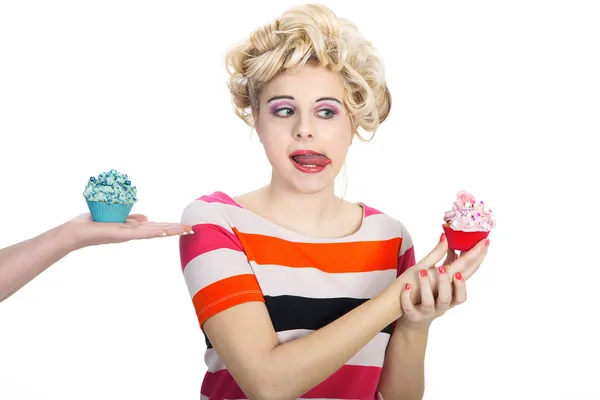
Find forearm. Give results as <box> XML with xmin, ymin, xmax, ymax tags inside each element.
<box><xmin>378</xmin><ymin>322</ymin><xmax>429</xmax><ymax>400</ymax></box>
<box><xmin>255</xmin><ymin>271</ymin><xmax>426</xmax><ymax>400</ymax></box>
<box><xmin>0</xmin><ymin>223</ymin><xmax>75</xmax><ymax>302</ymax></box>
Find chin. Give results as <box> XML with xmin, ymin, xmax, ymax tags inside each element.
<box><xmin>288</xmin><ymin>174</ymin><xmax>335</xmax><ymax>195</ymax></box>
<box><xmin>272</xmin><ymin>162</ymin><xmax>339</xmax><ymax>195</ymax></box>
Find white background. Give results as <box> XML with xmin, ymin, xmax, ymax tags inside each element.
<box><xmin>1</xmin><ymin>1</ymin><xmax>599</xmax><ymax>399</ymax></box>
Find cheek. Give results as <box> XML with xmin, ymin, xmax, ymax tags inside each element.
<box><xmin>320</xmin><ymin>122</ymin><xmax>352</xmax><ymax>164</ymax></box>
<box><xmin>260</xmin><ymin>134</ymin><xmax>290</xmax><ymax>165</ymax></box>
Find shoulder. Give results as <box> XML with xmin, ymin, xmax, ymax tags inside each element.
<box><xmin>360</xmin><ymin>202</ymin><xmax>413</xmax><ymax>250</ymax></box>
<box><xmin>178</xmin><ymin>191</ymin><xmax>247</xmax><ymax>270</ymax></box>
<box><xmin>180</xmin><ymin>191</ymin><xmax>243</xmax><ymax>227</ymax></box>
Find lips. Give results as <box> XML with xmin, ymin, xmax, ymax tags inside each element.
<box><xmin>289</xmin><ymin>150</ymin><xmax>332</xmax><ymax>167</ymax></box>
<box><xmin>289</xmin><ymin>150</ymin><xmax>331</xmax><ymax>174</ymax></box>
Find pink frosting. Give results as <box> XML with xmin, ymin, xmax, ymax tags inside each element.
<box><xmin>444</xmin><ymin>190</ymin><xmax>496</xmax><ymax>232</ymax></box>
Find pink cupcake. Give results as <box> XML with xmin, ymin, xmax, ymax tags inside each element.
<box><xmin>442</xmin><ymin>191</ymin><xmax>496</xmax><ymax>251</ymax></box>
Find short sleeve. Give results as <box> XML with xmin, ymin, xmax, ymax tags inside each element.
<box><xmin>179</xmin><ymin>199</ymin><xmax>264</xmax><ymax>329</ymax></box>
<box><xmin>396</xmin><ymin>224</ymin><xmax>416</xmax><ymax>276</ymax></box>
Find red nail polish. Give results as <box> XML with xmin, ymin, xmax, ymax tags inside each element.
<box><xmin>438</xmin><ymin>265</ymin><xmax>447</xmax><ymax>274</ymax></box>
<box><xmin>485</xmin><ymin>239</ymin><xmax>490</xmax><ymax>247</ymax></box>
<box><xmin>455</xmin><ymin>272</ymin><xmax>462</xmax><ymax>281</ymax></box>
<box><xmin>405</xmin><ymin>283</ymin><xmax>411</xmax><ymax>290</ymax></box>
<box><xmin>439</xmin><ymin>233</ymin><xmax>446</xmax><ymax>243</ymax></box>
<box><xmin>419</xmin><ymin>269</ymin><xmax>428</xmax><ymax>277</ymax></box>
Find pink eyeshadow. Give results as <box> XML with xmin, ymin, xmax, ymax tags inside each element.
<box><xmin>269</xmin><ymin>102</ymin><xmax>294</xmax><ymax>113</ymax></box>
<box><xmin>316</xmin><ymin>102</ymin><xmax>341</xmax><ymax>113</ymax></box>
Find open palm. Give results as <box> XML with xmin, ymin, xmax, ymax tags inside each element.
<box><xmin>66</xmin><ymin>213</ymin><xmax>194</xmax><ymax>248</ymax></box>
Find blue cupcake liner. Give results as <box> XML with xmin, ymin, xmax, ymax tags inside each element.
<box><xmin>86</xmin><ymin>200</ymin><xmax>134</xmax><ymax>223</ymax></box>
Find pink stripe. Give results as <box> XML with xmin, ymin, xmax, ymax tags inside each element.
<box><xmin>179</xmin><ymin>224</ymin><xmax>243</xmax><ymax>271</ymax></box>
<box><xmin>201</xmin><ymin>370</ymin><xmax>246</xmax><ymax>399</ymax></box>
<box><xmin>397</xmin><ymin>246</ymin><xmax>416</xmax><ymax>276</ymax></box>
<box><xmin>201</xmin><ymin>365</ymin><xmax>381</xmax><ymax>400</ymax></box>
<box><xmin>198</xmin><ymin>191</ymin><xmax>243</xmax><ymax>208</ymax></box>
<box><xmin>361</xmin><ymin>203</ymin><xmax>383</xmax><ymax>218</ymax></box>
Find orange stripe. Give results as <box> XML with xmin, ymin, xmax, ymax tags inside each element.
<box><xmin>192</xmin><ymin>274</ymin><xmax>264</xmax><ymax>326</ymax></box>
<box><xmin>235</xmin><ymin>229</ymin><xmax>402</xmax><ymax>273</ymax></box>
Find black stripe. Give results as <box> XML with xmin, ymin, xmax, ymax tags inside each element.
<box><xmin>204</xmin><ymin>295</ymin><xmax>392</xmax><ymax>349</ymax></box>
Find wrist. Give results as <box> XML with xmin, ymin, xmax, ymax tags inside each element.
<box><xmin>55</xmin><ymin>221</ymin><xmax>84</xmax><ymax>252</ymax></box>
<box><xmin>393</xmin><ymin>319</ymin><xmax>431</xmax><ymax>339</ymax></box>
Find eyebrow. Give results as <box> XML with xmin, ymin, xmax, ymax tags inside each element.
<box><xmin>266</xmin><ymin>95</ymin><xmax>343</xmax><ymax>105</ymax></box>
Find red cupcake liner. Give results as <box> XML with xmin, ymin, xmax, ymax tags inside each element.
<box><xmin>442</xmin><ymin>224</ymin><xmax>490</xmax><ymax>252</ymax></box>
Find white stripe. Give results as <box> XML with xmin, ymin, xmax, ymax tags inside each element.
<box><xmin>398</xmin><ymin>221</ymin><xmax>414</xmax><ymax>255</ymax></box>
<box><xmin>184</xmin><ymin>199</ymin><xmax>407</xmax><ymax>244</ymax></box>
<box><xmin>183</xmin><ymin>248</ymin><xmax>253</xmax><ymax>297</ymax></box>
<box><xmin>205</xmin><ymin>329</ymin><xmax>390</xmax><ymax>372</ymax></box>
<box><xmin>182</xmin><ymin>200</ymin><xmax>234</xmax><ymax>232</ymax></box>
<box><xmin>251</xmin><ymin>262</ymin><xmax>396</xmax><ymax>299</ymax></box>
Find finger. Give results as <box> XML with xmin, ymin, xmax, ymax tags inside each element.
<box><xmin>436</xmin><ymin>265</ymin><xmax>453</xmax><ymax>313</ymax></box>
<box><xmin>448</xmin><ymin>238</ymin><xmax>489</xmax><ymax>280</ymax></box>
<box><xmin>415</xmin><ymin>233</ymin><xmax>449</xmax><ymax>270</ymax></box>
<box><xmin>444</xmin><ymin>249</ymin><xmax>457</xmax><ymax>266</ymax></box>
<box><xmin>419</xmin><ymin>269</ymin><xmax>435</xmax><ymax>313</ymax></box>
<box><xmin>125</xmin><ymin>224</ymin><xmax>194</xmax><ymax>240</ymax></box>
<box><xmin>137</xmin><ymin>222</ymin><xmax>194</xmax><ymax>232</ymax></box>
<box><xmin>162</xmin><ymin>224</ymin><xmax>195</xmax><ymax>236</ymax></box>
<box><xmin>400</xmin><ymin>283</ymin><xmax>420</xmax><ymax>319</ymax></box>
<box><xmin>137</xmin><ymin>221</ymin><xmax>188</xmax><ymax>227</ymax></box>
<box><xmin>127</xmin><ymin>214</ymin><xmax>148</xmax><ymax>223</ymax></box>
<box><xmin>452</xmin><ymin>272</ymin><xmax>467</xmax><ymax>305</ymax></box>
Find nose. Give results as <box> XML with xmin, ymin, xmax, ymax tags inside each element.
<box><xmin>293</xmin><ymin>117</ymin><xmax>314</xmax><ymax>141</ymax></box>
<box><xmin>294</xmin><ymin>129</ymin><xmax>314</xmax><ymax>140</ymax></box>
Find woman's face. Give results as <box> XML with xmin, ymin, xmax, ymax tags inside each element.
<box><xmin>255</xmin><ymin>63</ymin><xmax>353</xmax><ymax>194</ymax></box>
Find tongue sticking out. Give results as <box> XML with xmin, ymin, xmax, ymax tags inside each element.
<box><xmin>291</xmin><ymin>154</ymin><xmax>331</xmax><ymax>166</ymax></box>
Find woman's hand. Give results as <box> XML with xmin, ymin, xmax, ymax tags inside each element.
<box><xmin>396</xmin><ymin>234</ymin><xmax>489</xmax><ymax>328</ymax></box>
<box><xmin>398</xmin><ymin>265</ymin><xmax>467</xmax><ymax>331</ymax></box>
<box><xmin>63</xmin><ymin>213</ymin><xmax>194</xmax><ymax>250</ymax></box>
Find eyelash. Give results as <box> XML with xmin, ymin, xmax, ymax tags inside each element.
<box><xmin>272</xmin><ymin>107</ymin><xmax>337</xmax><ymax>119</ymax></box>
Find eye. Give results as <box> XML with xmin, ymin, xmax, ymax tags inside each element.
<box><xmin>274</xmin><ymin>107</ymin><xmax>294</xmax><ymax>117</ymax></box>
<box><xmin>317</xmin><ymin>108</ymin><xmax>336</xmax><ymax>119</ymax></box>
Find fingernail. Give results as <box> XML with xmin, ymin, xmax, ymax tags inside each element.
<box><xmin>439</xmin><ymin>233</ymin><xmax>446</xmax><ymax>243</ymax></box>
<box><xmin>405</xmin><ymin>283</ymin><xmax>411</xmax><ymax>291</ymax></box>
<box><xmin>189</xmin><ymin>230</ymin><xmax>195</xmax><ymax>234</ymax></box>
<box><xmin>438</xmin><ymin>265</ymin><xmax>447</xmax><ymax>274</ymax></box>
<box><xmin>158</xmin><ymin>232</ymin><xmax>166</xmax><ymax>237</ymax></box>
<box><xmin>419</xmin><ymin>269</ymin><xmax>428</xmax><ymax>277</ymax></box>
<box><xmin>485</xmin><ymin>239</ymin><xmax>490</xmax><ymax>247</ymax></box>
<box><xmin>182</xmin><ymin>232</ymin><xmax>188</xmax><ymax>235</ymax></box>
<box><xmin>455</xmin><ymin>272</ymin><xmax>463</xmax><ymax>281</ymax></box>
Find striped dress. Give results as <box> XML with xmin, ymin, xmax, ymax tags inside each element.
<box><xmin>179</xmin><ymin>191</ymin><xmax>416</xmax><ymax>400</ymax></box>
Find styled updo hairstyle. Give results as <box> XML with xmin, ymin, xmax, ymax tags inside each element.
<box><xmin>225</xmin><ymin>4</ymin><xmax>391</xmax><ymax>141</ymax></box>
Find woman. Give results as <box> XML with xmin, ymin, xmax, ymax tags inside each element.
<box><xmin>179</xmin><ymin>4</ymin><xmax>489</xmax><ymax>399</ymax></box>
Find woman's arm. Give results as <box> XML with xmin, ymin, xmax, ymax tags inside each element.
<box><xmin>379</xmin><ymin>325</ymin><xmax>430</xmax><ymax>400</ymax></box>
<box><xmin>0</xmin><ymin>213</ymin><xmax>192</xmax><ymax>303</ymax></box>
<box><xmin>202</xmin><ymin>240</ymin><xmax>476</xmax><ymax>400</ymax></box>
<box><xmin>378</xmin><ymin>241</ymin><xmax>486</xmax><ymax>400</ymax></box>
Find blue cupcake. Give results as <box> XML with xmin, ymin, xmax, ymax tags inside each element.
<box><xmin>83</xmin><ymin>169</ymin><xmax>138</xmax><ymax>223</ymax></box>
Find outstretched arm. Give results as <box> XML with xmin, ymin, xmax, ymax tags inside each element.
<box><xmin>0</xmin><ymin>213</ymin><xmax>192</xmax><ymax>303</ymax></box>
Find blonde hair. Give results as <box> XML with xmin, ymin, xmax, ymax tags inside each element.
<box><xmin>225</xmin><ymin>4</ymin><xmax>391</xmax><ymax>141</ymax></box>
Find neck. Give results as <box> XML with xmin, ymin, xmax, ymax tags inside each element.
<box><xmin>264</xmin><ymin>172</ymin><xmax>341</xmax><ymax>229</ymax></box>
